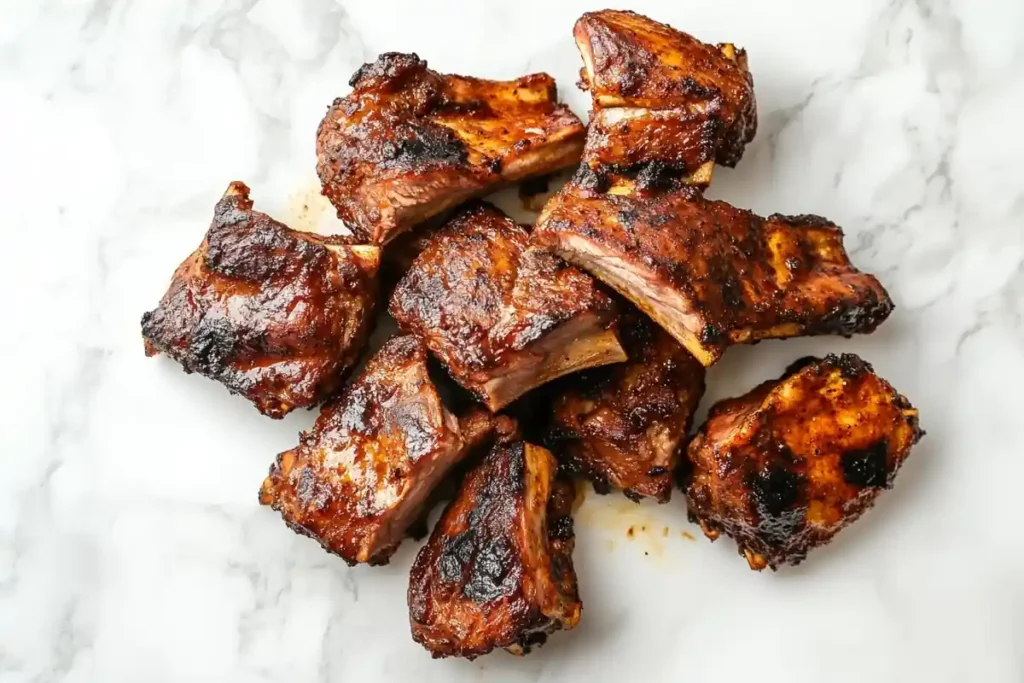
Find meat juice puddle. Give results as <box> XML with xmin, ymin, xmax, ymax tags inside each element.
<box><xmin>573</xmin><ymin>486</ymin><xmax>697</xmax><ymax>565</ymax></box>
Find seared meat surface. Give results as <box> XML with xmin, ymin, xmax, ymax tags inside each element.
<box><xmin>317</xmin><ymin>53</ymin><xmax>585</xmax><ymax>245</ymax></box>
<box><xmin>549</xmin><ymin>312</ymin><xmax>705</xmax><ymax>502</ymax></box>
<box><xmin>390</xmin><ymin>202</ymin><xmax>626</xmax><ymax>411</ymax></box>
<box><xmin>574</xmin><ymin>10</ymin><xmax>757</xmax><ymax>190</ymax></box>
<box><xmin>686</xmin><ymin>354</ymin><xmax>923</xmax><ymax>570</ymax></box>
<box><xmin>259</xmin><ymin>336</ymin><xmax>504</xmax><ymax>565</ymax></box>
<box><xmin>141</xmin><ymin>182</ymin><xmax>380</xmax><ymax>418</ymax></box>
<box><xmin>533</xmin><ymin>184</ymin><xmax>892</xmax><ymax>366</ymax></box>
<box><xmin>409</xmin><ymin>441</ymin><xmax>581</xmax><ymax>659</ymax></box>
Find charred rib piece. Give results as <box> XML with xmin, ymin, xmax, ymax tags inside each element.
<box><xmin>533</xmin><ymin>185</ymin><xmax>893</xmax><ymax>366</ymax></box>
<box><xmin>141</xmin><ymin>182</ymin><xmax>380</xmax><ymax>418</ymax></box>
<box><xmin>259</xmin><ymin>336</ymin><xmax>507</xmax><ymax>565</ymax></box>
<box><xmin>317</xmin><ymin>53</ymin><xmax>586</xmax><ymax>245</ymax></box>
<box><xmin>686</xmin><ymin>354</ymin><xmax>923</xmax><ymax>570</ymax></box>
<box><xmin>574</xmin><ymin>10</ymin><xmax>757</xmax><ymax>190</ymax></box>
<box><xmin>390</xmin><ymin>202</ymin><xmax>626</xmax><ymax>411</ymax></box>
<box><xmin>409</xmin><ymin>441</ymin><xmax>581</xmax><ymax>659</ymax></box>
<box><xmin>549</xmin><ymin>312</ymin><xmax>705</xmax><ymax>502</ymax></box>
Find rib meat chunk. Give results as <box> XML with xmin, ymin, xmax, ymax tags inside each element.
<box><xmin>259</xmin><ymin>336</ymin><xmax>506</xmax><ymax>565</ymax></box>
<box><xmin>141</xmin><ymin>182</ymin><xmax>380</xmax><ymax>418</ymax></box>
<box><xmin>574</xmin><ymin>10</ymin><xmax>757</xmax><ymax>190</ymax></box>
<box><xmin>409</xmin><ymin>441</ymin><xmax>581</xmax><ymax>659</ymax></box>
<box><xmin>390</xmin><ymin>202</ymin><xmax>626</xmax><ymax>410</ymax></box>
<box><xmin>549</xmin><ymin>312</ymin><xmax>705</xmax><ymax>502</ymax></box>
<box><xmin>316</xmin><ymin>53</ymin><xmax>585</xmax><ymax>245</ymax></box>
<box><xmin>685</xmin><ymin>354</ymin><xmax>924</xmax><ymax>570</ymax></box>
<box><xmin>533</xmin><ymin>185</ymin><xmax>893</xmax><ymax>366</ymax></box>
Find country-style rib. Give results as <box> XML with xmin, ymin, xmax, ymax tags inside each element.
<box><xmin>390</xmin><ymin>202</ymin><xmax>626</xmax><ymax>410</ymax></box>
<box><xmin>409</xmin><ymin>441</ymin><xmax>581</xmax><ymax>659</ymax></box>
<box><xmin>549</xmin><ymin>311</ymin><xmax>705</xmax><ymax>502</ymax></box>
<box><xmin>317</xmin><ymin>53</ymin><xmax>586</xmax><ymax>245</ymax></box>
<box><xmin>259</xmin><ymin>336</ymin><xmax>510</xmax><ymax>565</ymax></box>
<box><xmin>533</xmin><ymin>185</ymin><xmax>893</xmax><ymax>366</ymax></box>
<box><xmin>574</xmin><ymin>10</ymin><xmax>757</xmax><ymax>191</ymax></box>
<box><xmin>141</xmin><ymin>182</ymin><xmax>380</xmax><ymax>418</ymax></box>
<box><xmin>685</xmin><ymin>354</ymin><xmax>923</xmax><ymax>570</ymax></box>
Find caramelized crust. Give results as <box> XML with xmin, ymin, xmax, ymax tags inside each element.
<box><xmin>409</xmin><ymin>442</ymin><xmax>581</xmax><ymax>659</ymax></box>
<box><xmin>685</xmin><ymin>354</ymin><xmax>924</xmax><ymax>570</ymax></box>
<box><xmin>574</xmin><ymin>10</ymin><xmax>757</xmax><ymax>188</ymax></box>
<box><xmin>533</xmin><ymin>185</ymin><xmax>893</xmax><ymax>366</ymax></box>
<box><xmin>390</xmin><ymin>202</ymin><xmax>626</xmax><ymax>410</ymax></box>
<box><xmin>141</xmin><ymin>182</ymin><xmax>380</xmax><ymax>418</ymax></box>
<box><xmin>259</xmin><ymin>336</ymin><xmax>498</xmax><ymax>565</ymax></box>
<box><xmin>316</xmin><ymin>53</ymin><xmax>585</xmax><ymax>245</ymax></box>
<box><xmin>549</xmin><ymin>313</ymin><xmax>705</xmax><ymax>502</ymax></box>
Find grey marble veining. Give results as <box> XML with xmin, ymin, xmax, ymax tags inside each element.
<box><xmin>2</xmin><ymin>0</ymin><xmax>1023</xmax><ymax>681</ymax></box>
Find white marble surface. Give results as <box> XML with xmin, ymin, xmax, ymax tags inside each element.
<box><xmin>3</xmin><ymin>0</ymin><xmax>1024</xmax><ymax>681</ymax></box>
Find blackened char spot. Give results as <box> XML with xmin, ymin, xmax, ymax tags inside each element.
<box><xmin>700</xmin><ymin>324</ymin><xmax>724</xmax><ymax>346</ymax></box>
<box><xmin>436</xmin><ymin>443</ymin><xmax>528</xmax><ymax>604</ymax></box>
<box><xmin>383</xmin><ymin>127</ymin><xmax>467</xmax><ymax>168</ymax></box>
<box><xmin>617</xmin><ymin>209</ymin><xmax>639</xmax><ymax>226</ymax></box>
<box><xmin>348</xmin><ymin>52</ymin><xmax>426</xmax><ymax>89</ymax></box>
<box><xmin>573</xmin><ymin>166</ymin><xmax>609</xmax><ymax>193</ymax></box>
<box><xmin>548</xmin><ymin>514</ymin><xmax>574</xmax><ymax>542</ymax></box>
<box><xmin>841</xmin><ymin>441</ymin><xmax>890</xmax><ymax>488</ymax></box>
<box><xmin>824</xmin><ymin>352</ymin><xmax>874</xmax><ymax>380</ymax></box>
<box><xmin>721</xmin><ymin>277</ymin><xmax>743</xmax><ymax>309</ymax></box>
<box><xmin>750</xmin><ymin>466</ymin><xmax>803</xmax><ymax>517</ymax></box>
<box><xmin>186</xmin><ymin>316</ymin><xmax>238</xmax><ymax>375</ymax></box>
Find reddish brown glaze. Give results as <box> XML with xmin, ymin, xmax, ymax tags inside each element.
<box><xmin>259</xmin><ymin>336</ymin><xmax>501</xmax><ymax>565</ymax></box>
<box><xmin>549</xmin><ymin>312</ymin><xmax>705</xmax><ymax>502</ymax></box>
<box><xmin>574</xmin><ymin>10</ymin><xmax>757</xmax><ymax>187</ymax></box>
<box><xmin>390</xmin><ymin>202</ymin><xmax>626</xmax><ymax>411</ymax></box>
<box><xmin>140</xmin><ymin>182</ymin><xmax>380</xmax><ymax>418</ymax></box>
<box><xmin>409</xmin><ymin>441</ymin><xmax>581</xmax><ymax>659</ymax></box>
<box><xmin>316</xmin><ymin>53</ymin><xmax>585</xmax><ymax>245</ymax></box>
<box><xmin>686</xmin><ymin>354</ymin><xmax>924</xmax><ymax>570</ymax></box>
<box><xmin>533</xmin><ymin>184</ymin><xmax>893</xmax><ymax>366</ymax></box>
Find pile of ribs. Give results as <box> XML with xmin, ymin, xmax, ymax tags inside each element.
<box><xmin>141</xmin><ymin>9</ymin><xmax>923</xmax><ymax>660</ymax></box>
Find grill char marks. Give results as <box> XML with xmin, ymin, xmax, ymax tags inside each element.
<box><xmin>533</xmin><ymin>186</ymin><xmax>893</xmax><ymax>366</ymax></box>
<box><xmin>685</xmin><ymin>353</ymin><xmax>923</xmax><ymax>570</ymax></box>
<box><xmin>141</xmin><ymin>182</ymin><xmax>380</xmax><ymax>418</ymax></box>
<box><xmin>317</xmin><ymin>52</ymin><xmax>586</xmax><ymax>245</ymax></box>
<box><xmin>409</xmin><ymin>441</ymin><xmax>581</xmax><ymax>659</ymax></box>
<box><xmin>258</xmin><ymin>336</ymin><xmax>500</xmax><ymax>566</ymax></box>
<box><xmin>390</xmin><ymin>202</ymin><xmax>626</xmax><ymax>411</ymax></box>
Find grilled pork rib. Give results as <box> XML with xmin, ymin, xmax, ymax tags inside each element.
<box><xmin>259</xmin><ymin>336</ymin><xmax>505</xmax><ymax>565</ymax></box>
<box><xmin>533</xmin><ymin>185</ymin><xmax>892</xmax><ymax>366</ymax></box>
<box><xmin>141</xmin><ymin>182</ymin><xmax>380</xmax><ymax>418</ymax></box>
<box><xmin>549</xmin><ymin>312</ymin><xmax>705</xmax><ymax>502</ymax></box>
<box><xmin>316</xmin><ymin>53</ymin><xmax>585</xmax><ymax>245</ymax></box>
<box><xmin>686</xmin><ymin>354</ymin><xmax>923</xmax><ymax>570</ymax></box>
<box><xmin>409</xmin><ymin>441</ymin><xmax>581</xmax><ymax>659</ymax></box>
<box><xmin>390</xmin><ymin>202</ymin><xmax>626</xmax><ymax>411</ymax></box>
<box><xmin>574</xmin><ymin>10</ymin><xmax>757</xmax><ymax>190</ymax></box>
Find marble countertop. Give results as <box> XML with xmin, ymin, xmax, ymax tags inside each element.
<box><xmin>3</xmin><ymin>1</ymin><xmax>1024</xmax><ymax>681</ymax></box>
